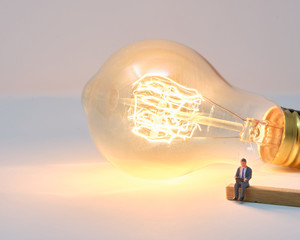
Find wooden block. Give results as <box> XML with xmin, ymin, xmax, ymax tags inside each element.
<box><xmin>226</xmin><ymin>183</ymin><xmax>300</xmax><ymax>207</ymax></box>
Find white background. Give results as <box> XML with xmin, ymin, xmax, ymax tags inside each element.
<box><xmin>1</xmin><ymin>1</ymin><xmax>300</xmax><ymax>239</ymax></box>
<box><xmin>1</xmin><ymin>0</ymin><xmax>300</xmax><ymax>96</ymax></box>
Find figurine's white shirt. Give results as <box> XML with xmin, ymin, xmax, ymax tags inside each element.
<box><xmin>239</xmin><ymin>166</ymin><xmax>247</xmax><ymax>178</ymax></box>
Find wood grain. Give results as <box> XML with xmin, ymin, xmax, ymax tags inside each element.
<box><xmin>226</xmin><ymin>183</ymin><xmax>300</xmax><ymax>207</ymax></box>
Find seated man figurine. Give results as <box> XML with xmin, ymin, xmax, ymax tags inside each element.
<box><xmin>233</xmin><ymin>158</ymin><xmax>252</xmax><ymax>201</ymax></box>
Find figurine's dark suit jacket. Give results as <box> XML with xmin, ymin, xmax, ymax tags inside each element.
<box><xmin>235</xmin><ymin>167</ymin><xmax>252</xmax><ymax>184</ymax></box>
<box><xmin>234</xmin><ymin>166</ymin><xmax>252</xmax><ymax>199</ymax></box>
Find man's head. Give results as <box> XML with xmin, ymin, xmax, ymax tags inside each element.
<box><xmin>240</xmin><ymin>158</ymin><xmax>247</xmax><ymax>167</ymax></box>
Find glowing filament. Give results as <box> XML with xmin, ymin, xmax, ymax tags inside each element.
<box><xmin>127</xmin><ymin>74</ymin><xmax>205</xmax><ymax>143</ymax></box>
<box><xmin>125</xmin><ymin>74</ymin><xmax>244</xmax><ymax>143</ymax></box>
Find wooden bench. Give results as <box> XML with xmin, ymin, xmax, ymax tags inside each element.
<box><xmin>226</xmin><ymin>183</ymin><xmax>300</xmax><ymax>207</ymax></box>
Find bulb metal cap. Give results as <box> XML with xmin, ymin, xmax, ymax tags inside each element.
<box><xmin>271</xmin><ymin>108</ymin><xmax>300</xmax><ymax>168</ymax></box>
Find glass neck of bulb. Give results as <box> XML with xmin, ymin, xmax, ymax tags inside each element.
<box><xmin>240</xmin><ymin>118</ymin><xmax>283</xmax><ymax>146</ymax></box>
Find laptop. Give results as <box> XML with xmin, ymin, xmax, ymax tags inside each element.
<box><xmin>236</xmin><ymin>177</ymin><xmax>244</xmax><ymax>183</ymax></box>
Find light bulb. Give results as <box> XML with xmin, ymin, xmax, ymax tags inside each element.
<box><xmin>82</xmin><ymin>40</ymin><xmax>300</xmax><ymax>179</ymax></box>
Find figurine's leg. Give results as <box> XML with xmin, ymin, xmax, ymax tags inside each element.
<box><xmin>240</xmin><ymin>182</ymin><xmax>249</xmax><ymax>199</ymax></box>
<box><xmin>234</xmin><ymin>182</ymin><xmax>240</xmax><ymax>198</ymax></box>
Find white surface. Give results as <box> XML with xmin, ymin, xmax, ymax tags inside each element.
<box><xmin>0</xmin><ymin>162</ymin><xmax>300</xmax><ymax>240</ymax></box>
<box><xmin>1</xmin><ymin>96</ymin><xmax>300</xmax><ymax>240</ymax></box>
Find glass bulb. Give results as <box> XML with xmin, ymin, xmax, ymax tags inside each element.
<box><xmin>82</xmin><ymin>40</ymin><xmax>300</xmax><ymax>179</ymax></box>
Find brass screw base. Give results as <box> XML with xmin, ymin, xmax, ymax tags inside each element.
<box><xmin>271</xmin><ymin>108</ymin><xmax>300</xmax><ymax>168</ymax></box>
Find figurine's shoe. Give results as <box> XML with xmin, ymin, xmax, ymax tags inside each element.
<box><xmin>239</xmin><ymin>197</ymin><xmax>244</xmax><ymax>201</ymax></box>
<box><xmin>232</xmin><ymin>197</ymin><xmax>238</xmax><ymax>200</ymax></box>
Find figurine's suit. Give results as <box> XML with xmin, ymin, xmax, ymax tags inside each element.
<box><xmin>234</xmin><ymin>167</ymin><xmax>252</xmax><ymax>199</ymax></box>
